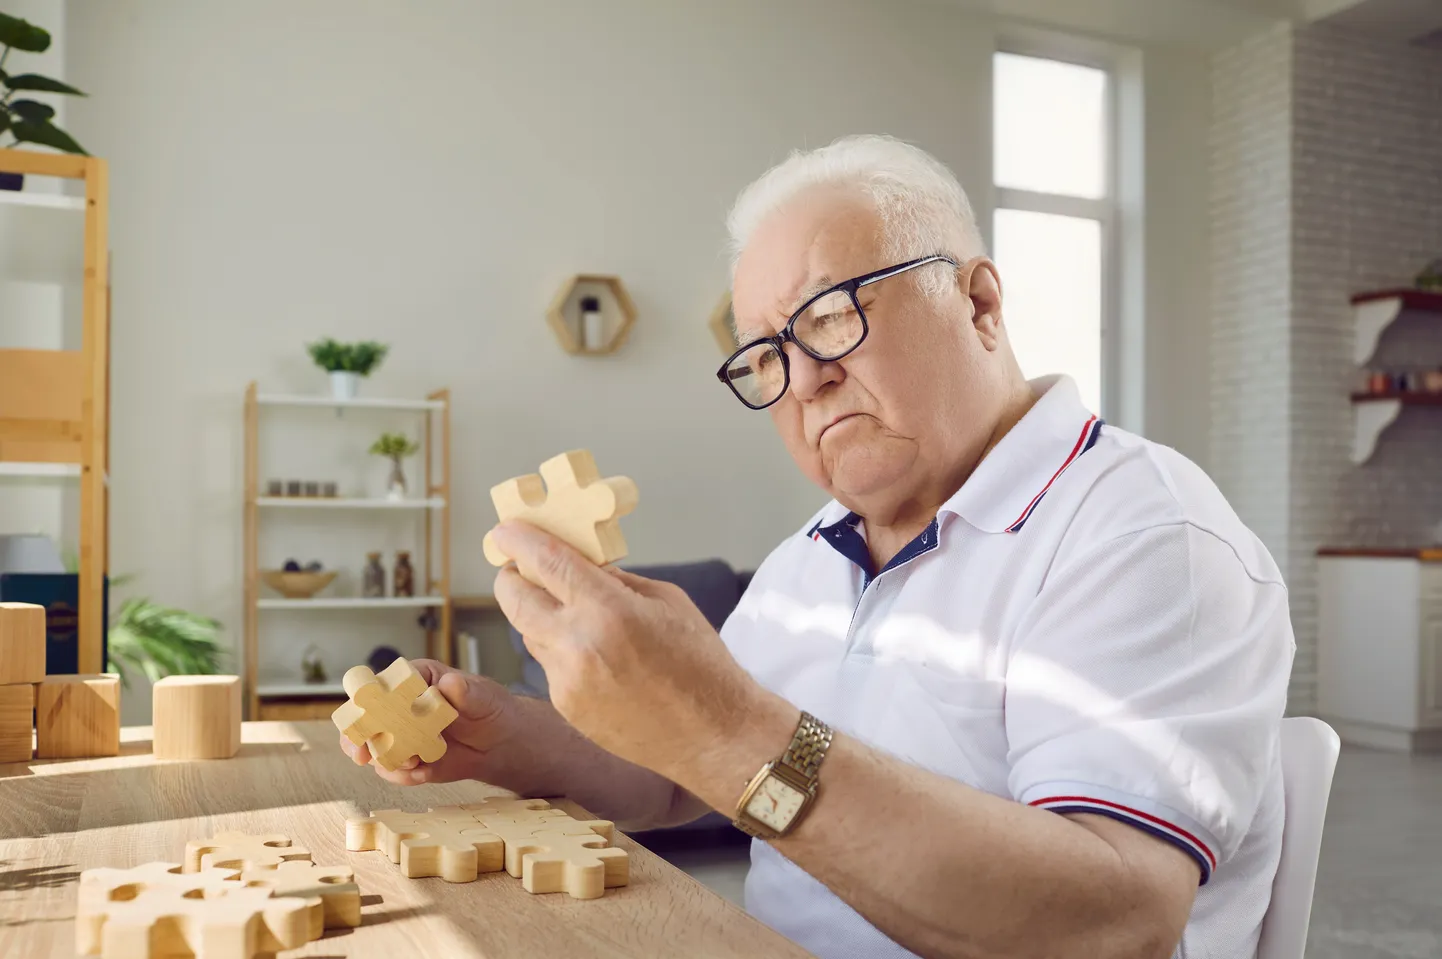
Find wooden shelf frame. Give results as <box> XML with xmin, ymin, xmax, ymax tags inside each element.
<box><xmin>242</xmin><ymin>382</ymin><xmax>452</xmax><ymax>719</ymax></box>
<box><xmin>0</xmin><ymin>147</ymin><xmax>109</xmax><ymax>673</ymax></box>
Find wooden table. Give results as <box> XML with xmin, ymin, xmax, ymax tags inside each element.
<box><xmin>0</xmin><ymin>721</ymin><xmax>812</xmax><ymax>958</ymax></box>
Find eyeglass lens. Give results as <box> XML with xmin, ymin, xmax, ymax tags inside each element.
<box><xmin>723</xmin><ymin>290</ymin><xmax>864</xmax><ymax>407</ymax></box>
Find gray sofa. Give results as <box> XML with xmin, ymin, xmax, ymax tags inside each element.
<box><xmin>507</xmin><ymin>558</ymin><xmax>754</xmax><ymax>841</ymax></box>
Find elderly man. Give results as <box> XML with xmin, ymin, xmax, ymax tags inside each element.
<box><xmin>341</xmin><ymin>134</ymin><xmax>1294</xmax><ymax>959</ymax></box>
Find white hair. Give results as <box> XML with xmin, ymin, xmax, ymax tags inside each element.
<box><xmin>725</xmin><ymin>134</ymin><xmax>985</xmax><ymax>297</ymax></box>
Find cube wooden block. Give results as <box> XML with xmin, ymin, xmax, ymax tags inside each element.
<box><xmin>36</xmin><ymin>674</ymin><xmax>120</xmax><ymax>759</ymax></box>
<box><xmin>0</xmin><ymin>602</ymin><xmax>46</xmax><ymax>685</ymax></box>
<box><xmin>153</xmin><ymin>675</ymin><xmax>241</xmax><ymax>760</ymax></box>
<box><xmin>0</xmin><ymin>683</ymin><xmax>35</xmax><ymax>763</ymax></box>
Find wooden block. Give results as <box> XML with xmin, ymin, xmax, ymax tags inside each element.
<box><xmin>0</xmin><ymin>683</ymin><xmax>34</xmax><ymax>763</ymax></box>
<box><xmin>76</xmin><ymin>880</ymin><xmax>312</xmax><ymax>958</ymax></box>
<box><xmin>347</xmin><ymin>809</ymin><xmax>503</xmax><ymax>883</ymax></box>
<box><xmin>330</xmin><ymin>657</ymin><xmax>457</xmax><ymax>771</ymax></box>
<box><xmin>239</xmin><ymin>860</ymin><xmax>360</xmax><ymax>940</ymax></box>
<box><xmin>0</xmin><ymin>602</ymin><xmax>46</xmax><ymax>685</ymax></box>
<box><xmin>152</xmin><ymin>674</ymin><xmax>242</xmax><ymax>760</ymax></box>
<box><xmin>512</xmin><ymin>829</ymin><xmax>629</xmax><ymax>900</ymax></box>
<box><xmin>482</xmin><ymin>449</ymin><xmax>639</xmax><ymax>572</ymax></box>
<box><xmin>184</xmin><ymin>831</ymin><xmax>312</xmax><ymax>873</ymax></box>
<box><xmin>35</xmin><ymin>673</ymin><xmax>119</xmax><ymax>759</ymax></box>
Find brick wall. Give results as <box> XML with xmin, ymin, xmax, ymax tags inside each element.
<box><xmin>1211</xmin><ymin>23</ymin><xmax>1442</xmax><ymax>712</ymax></box>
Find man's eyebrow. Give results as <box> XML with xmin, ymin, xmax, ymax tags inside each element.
<box><xmin>734</xmin><ymin>275</ymin><xmax>839</xmax><ymax>348</ymax></box>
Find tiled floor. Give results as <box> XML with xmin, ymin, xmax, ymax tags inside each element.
<box><xmin>650</xmin><ymin>746</ymin><xmax>1442</xmax><ymax>958</ymax></box>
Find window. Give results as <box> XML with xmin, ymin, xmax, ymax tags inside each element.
<box><xmin>992</xmin><ymin>51</ymin><xmax>1112</xmax><ymax>415</ymax></box>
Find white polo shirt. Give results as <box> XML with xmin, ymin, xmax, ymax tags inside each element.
<box><xmin>720</xmin><ymin>374</ymin><xmax>1295</xmax><ymax>959</ymax></box>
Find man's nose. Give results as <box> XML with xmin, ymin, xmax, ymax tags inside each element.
<box><xmin>784</xmin><ymin>342</ymin><xmax>843</xmax><ymax>400</ymax></box>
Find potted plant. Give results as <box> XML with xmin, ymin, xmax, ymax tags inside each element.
<box><xmin>369</xmin><ymin>431</ymin><xmax>420</xmax><ymax>500</ymax></box>
<box><xmin>107</xmin><ymin>596</ymin><xmax>227</xmax><ymax>687</ymax></box>
<box><xmin>306</xmin><ymin>337</ymin><xmax>388</xmax><ymax>400</ymax></box>
<box><xmin>0</xmin><ymin>11</ymin><xmax>89</xmax><ymax>192</ymax></box>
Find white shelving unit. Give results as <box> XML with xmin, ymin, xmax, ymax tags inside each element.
<box><xmin>256</xmin><ymin>496</ymin><xmax>446</xmax><ymax>510</ymax></box>
<box><xmin>257</xmin><ymin>596</ymin><xmax>446</xmax><ymax>610</ymax></box>
<box><xmin>256</xmin><ymin>393</ymin><xmax>446</xmax><ymax>411</ymax></box>
<box><xmin>243</xmin><ymin>381</ymin><xmax>452</xmax><ymax>720</ymax></box>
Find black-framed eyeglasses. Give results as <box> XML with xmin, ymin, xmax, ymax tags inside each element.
<box><xmin>715</xmin><ymin>254</ymin><xmax>959</xmax><ymax>410</ymax></box>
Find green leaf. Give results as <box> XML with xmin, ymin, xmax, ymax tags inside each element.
<box><xmin>11</xmin><ymin>118</ymin><xmax>87</xmax><ymax>155</ymax></box>
<box><xmin>0</xmin><ymin>13</ymin><xmax>51</xmax><ymax>53</ymax></box>
<box><xmin>0</xmin><ymin>113</ymin><xmax>9</xmax><ymax>138</ymax></box>
<box><xmin>4</xmin><ymin>74</ymin><xmax>85</xmax><ymax>96</ymax></box>
<box><xmin>9</xmin><ymin>99</ymin><xmax>54</xmax><ymax>121</ymax></box>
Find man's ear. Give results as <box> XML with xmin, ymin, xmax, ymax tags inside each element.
<box><xmin>961</xmin><ymin>257</ymin><xmax>1004</xmax><ymax>350</ymax></box>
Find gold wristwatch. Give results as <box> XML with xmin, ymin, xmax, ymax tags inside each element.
<box><xmin>733</xmin><ymin>711</ymin><xmax>833</xmax><ymax>840</ymax></box>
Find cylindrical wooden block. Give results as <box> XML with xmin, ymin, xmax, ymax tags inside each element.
<box><xmin>152</xmin><ymin>675</ymin><xmax>242</xmax><ymax>760</ymax></box>
<box><xmin>0</xmin><ymin>603</ymin><xmax>46</xmax><ymax>685</ymax></box>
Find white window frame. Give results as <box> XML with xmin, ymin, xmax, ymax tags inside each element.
<box><xmin>990</xmin><ymin>27</ymin><xmax>1145</xmax><ymax>432</ymax></box>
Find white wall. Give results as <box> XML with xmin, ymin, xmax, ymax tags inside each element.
<box><xmin>1208</xmin><ymin>20</ymin><xmax>1442</xmax><ymax>713</ymax></box>
<box><xmin>60</xmin><ymin>0</ymin><xmax>1215</xmax><ymax>720</ymax></box>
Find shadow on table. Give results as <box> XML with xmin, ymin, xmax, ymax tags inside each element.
<box><xmin>0</xmin><ymin>859</ymin><xmax>80</xmax><ymax>891</ymax></box>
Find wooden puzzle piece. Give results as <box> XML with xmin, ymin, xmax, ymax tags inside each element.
<box><xmin>481</xmin><ymin>815</ymin><xmax>616</xmax><ymax>878</ymax></box>
<box><xmin>76</xmin><ymin>882</ymin><xmax>311</xmax><ymax>958</ymax></box>
<box><xmin>429</xmin><ymin>797</ymin><xmax>556</xmax><ymax>818</ymax></box>
<box><xmin>184</xmin><ymin>831</ymin><xmax>311</xmax><ymax>874</ymax></box>
<box><xmin>482</xmin><ymin>449</ymin><xmax>639</xmax><ymax>571</ymax></box>
<box><xmin>346</xmin><ymin>809</ymin><xmax>503</xmax><ymax>883</ymax></box>
<box><xmin>238</xmin><ymin>860</ymin><xmax>360</xmax><ymax>940</ymax></box>
<box><xmin>511</xmin><ymin>829</ymin><xmax>630</xmax><ymax>900</ymax></box>
<box><xmin>79</xmin><ymin>861</ymin><xmax>240</xmax><ymax>916</ymax></box>
<box><xmin>331</xmin><ymin>657</ymin><xmax>458</xmax><ymax>772</ymax></box>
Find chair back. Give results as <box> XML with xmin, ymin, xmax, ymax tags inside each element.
<box><xmin>1256</xmin><ymin>716</ymin><xmax>1341</xmax><ymax>959</ymax></box>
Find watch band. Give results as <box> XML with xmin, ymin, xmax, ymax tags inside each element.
<box><xmin>779</xmin><ymin>710</ymin><xmax>833</xmax><ymax>784</ymax></box>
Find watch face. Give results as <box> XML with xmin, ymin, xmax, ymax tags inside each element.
<box><xmin>744</xmin><ymin>774</ymin><xmax>808</xmax><ymax>832</ymax></box>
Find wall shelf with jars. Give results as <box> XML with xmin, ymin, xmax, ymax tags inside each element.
<box><xmin>1349</xmin><ymin>288</ymin><xmax>1442</xmax><ymax>464</ymax></box>
<box><xmin>241</xmin><ymin>382</ymin><xmax>452</xmax><ymax>720</ymax></box>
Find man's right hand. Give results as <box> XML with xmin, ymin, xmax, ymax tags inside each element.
<box><xmin>336</xmin><ymin>658</ymin><xmax>534</xmax><ymax>789</ymax></box>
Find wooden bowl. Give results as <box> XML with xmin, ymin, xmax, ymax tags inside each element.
<box><xmin>261</xmin><ymin>569</ymin><xmax>338</xmax><ymax>599</ymax></box>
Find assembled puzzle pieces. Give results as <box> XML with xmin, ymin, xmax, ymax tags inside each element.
<box><xmin>346</xmin><ymin>808</ymin><xmax>504</xmax><ymax>882</ymax></box>
<box><xmin>346</xmin><ymin>798</ymin><xmax>629</xmax><ymax>899</ymax></box>
<box><xmin>331</xmin><ymin>656</ymin><xmax>458</xmax><ymax>771</ymax></box>
<box><xmin>482</xmin><ymin>449</ymin><xmax>639</xmax><ymax>573</ymax></box>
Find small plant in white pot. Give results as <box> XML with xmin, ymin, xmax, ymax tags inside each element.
<box><xmin>306</xmin><ymin>338</ymin><xmax>388</xmax><ymax>400</ymax></box>
<box><xmin>370</xmin><ymin>431</ymin><xmax>420</xmax><ymax>500</ymax></box>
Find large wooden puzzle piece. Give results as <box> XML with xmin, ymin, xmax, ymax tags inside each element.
<box><xmin>331</xmin><ymin>657</ymin><xmax>458</xmax><ymax>772</ymax></box>
<box><xmin>239</xmin><ymin>860</ymin><xmax>360</xmax><ymax>940</ymax></box>
<box><xmin>511</xmin><ymin>829</ymin><xmax>630</xmax><ymax>900</ymax></box>
<box><xmin>183</xmin><ymin>831</ymin><xmax>311</xmax><ymax>874</ymax></box>
<box><xmin>482</xmin><ymin>449</ymin><xmax>639</xmax><ymax>571</ymax></box>
<box><xmin>78</xmin><ymin>861</ymin><xmax>241</xmax><ymax>916</ymax></box>
<box><xmin>76</xmin><ymin>881</ymin><xmax>311</xmax><ymax>959</ymax></box>
<box><xmin>347</xmin><ymin>809</ymin><xmax>504</xmax><ymax>882</ymax></box>
<box><xmin>482</xmin><ymin>815</ymin><xmax>616</xmax><ymax>878</ymax></box>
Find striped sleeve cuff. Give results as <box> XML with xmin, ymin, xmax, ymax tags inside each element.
<box><xmin>1019</xmin><ymin>781</ymin><xmax>1220</xmax><ymax>885</ymax></box>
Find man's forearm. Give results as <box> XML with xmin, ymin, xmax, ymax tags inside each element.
<box><xmin>499</xmin><ymin>693</ymin><xmax>710</xmax><ymax>832</ymax></box>
<box><xmin>674</xmin><ymin>693</ymin><xmax>1193</xmax><ymax>959</ymax></box>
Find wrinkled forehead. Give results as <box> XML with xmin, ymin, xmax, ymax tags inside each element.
<box><xmin>731</xmin><ymin>187</ymin><xmax>884</xmax><ymax>343</ymax></box>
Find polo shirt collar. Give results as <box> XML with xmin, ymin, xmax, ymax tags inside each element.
<box><xmin>940</xmin><ymin>374</ymin><xmax>1103</xmax><ymax>534</ymax></box>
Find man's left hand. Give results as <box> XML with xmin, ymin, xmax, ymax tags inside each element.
<box><xmin>489</xmin><ymin>520</ymin><xmax>765</xmax><ymax>787</ymax></box>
